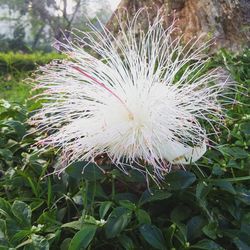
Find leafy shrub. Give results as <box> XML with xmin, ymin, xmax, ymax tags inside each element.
<box><xmin>0</xmin><ymin>52</ymin><xmax>66</xmax><ymax>103</ymax></box>
<box><xmin>0</xmin><ymin>52</ymin><xmax>65</xmax><ymax>76</ymax></box>
<box><xmin>0</xmin><ymin>50</ymin><xmax>249</xmax><ymax>250</ymax></box>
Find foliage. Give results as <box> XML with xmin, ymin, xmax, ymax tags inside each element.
<box><xmin>0</xmin><ymin>52</ymin><xmax>65</xmax><ymax>75</ymax></box>
<box><xmin>0</xmin><ymin>74</ymin><xmax>30</xmax><ymax>104</ymax></box>
<box><xmin>0</xmin><ymin>52</ymin><xmax>65</xmax><ymax>103</ymax></box>
<box><xmin>0</xmin><ymin>24</ymin><xmax>28</xmax><ymax>53</ymax></box>
<box><xmin>0</xmin><ymin>50</ymin><xmax>249</xmax><ymax>249</ymax></box>
<box><xmin>0</xmin><ymin>0</ymin><xmax>113</xmax><ymax>52</ymax></box>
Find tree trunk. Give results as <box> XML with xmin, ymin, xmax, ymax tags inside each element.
<box><xmin>107</xmin><ymin>0</ymin><xmax>250</xmax><ymax>52</ymax></box>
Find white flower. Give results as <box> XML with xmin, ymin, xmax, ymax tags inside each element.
<box><xmin>29</xmin><ymin>10</ymin><xmax>232</xmax><ymax>181</ymax></box>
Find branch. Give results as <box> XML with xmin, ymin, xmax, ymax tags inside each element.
<box><xmin>68</xmin><ymin>0</ymin><xmax>81</xmax><ymax>27</ymax></box>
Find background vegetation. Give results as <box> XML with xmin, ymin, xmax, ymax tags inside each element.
<box><xmin>0</xmin><ymin>52</ymin><xmax>65</xmax><ymax>103</ymax></box>
<box><xmin>0</xmin><ymin>49</ymin><xmax>249</xmax><ymax>249</ymax></box>
<box><xmin>0</xmin><ymin>0</ymin><xmax>249</xmax><ymax>249</ymax></box>
<box><xmin>0</xmin><ymin>0</ymin><xmax>113</xmax><ymax>52</ymax></box>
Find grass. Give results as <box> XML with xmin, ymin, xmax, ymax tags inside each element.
<box><xmin>0</xmin><ymin>52</ymin><xmax>65</xmax><ymax>74</ymax></box>
<box><xmin>0</xmin><ymin>74</ymin><xmax>31</xmax><ymax>103</ymax></box>
<box><xmin>0</xmin><ymin>52</ymin><xmax>65</xmax><ymax>104</ymax></box>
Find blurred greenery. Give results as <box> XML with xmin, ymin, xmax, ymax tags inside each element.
<box><xmin>0</xmin><ymin>52</ymin><xmax>65</xmax><ymax>103</ymax></box>
<box><xmin>0</xmin><ymin>49</ymin><xmax>249</xmax><ymax>249</ymax></box>
<box><xmin>0</xmin><ymin>52</ymin><xmax>66</xmax><ymax>75</ymax></box>
<box><xmin>0</xmin><ymin>76</ymin><xmax>29</xmax><ymax>103</ymax></box>
<box><xmin>0</xmin><ymin>0</ymin><xmax>113</xmax><ymax>53</ymax></box>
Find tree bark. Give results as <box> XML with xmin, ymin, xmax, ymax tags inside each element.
<box><xmin>107</xmin><ymin>0</ymin><xmax>250</xmax><ymax>52</ymax></box>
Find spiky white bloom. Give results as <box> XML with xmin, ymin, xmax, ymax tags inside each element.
<box><xmin>29</xmin><ymin>11</ymin><xmax>231</xmax><ymax>180</ymax></box>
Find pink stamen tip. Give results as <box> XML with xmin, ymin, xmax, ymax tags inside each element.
<box><xmin>72</xmin><ymin>65</ymin><xmax>130</xmax><ymax>113</ymax></box>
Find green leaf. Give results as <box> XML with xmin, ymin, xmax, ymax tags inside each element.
<box><xmin>0</xmin><ymin>198</ymin><xmax>11</xmax><ymax>217</ymax></box>
<box><xmin>187</xmin><ymin>216</ymin><xmax>206</xmax><ymax>241</ymax></box>
<box><xmin>61</xmin><ymin>220</ymin><xmax>82</xmax><ymax>230</ymax></box>
<box><xmin>0</xmin><ymin>148</ymin><xmax>13</xmax><ymax>161</ymax></box>
<box><xmin>60</xmin><ymin>238</ymin><xmax>72</xmax><ymax>250</ymax></box>
<box><xmin>111</xmin><ymin>168</ymin><xmax>146</xmax><ymax>183</ymax></box>
<box><xmin>15</xmin><ymin>238</ymin><xmax>32</xmax><ymax>249</ymax></box>
<box><xmin>222</xmin><ymin>230</ymin><xmax>250</xmax><ymax>248</ymax></box>
<box><xmin>119</xmin><ymin>234</ymin><xmax>135</xmax><ymax>250</ymax></box>
<box><xmin>0</xmin><ymin>219</ymin><xmax>8</xmax><ymax>245</ymax></box>
<box><xmin>86</xmin><ymin>181</ymin><xmax>108</xmax><ymax>201</ymax></box>
<box><xmin>202</xmin><ymin>222</ymin><xmax>218</xmax><ymax>240</ymax></box>
<box><xmin>5</xmin><ymin>217</ymin><xmax>20</xmax><ymax>240</ymax></box>
<box><xmin>136</xmin><ymin>209</ymin><xmax>151</xmax><ymax>225</ymax></box>
<box><xmin>174</xmin><ymin>223</ymin><xmax>187</xmax><ymax>244</ymax></box>
<box><xmin>119</xmin><ymin>200</ymin><xmax>136</xmax><ymax>210</ymax></box>
<box><xmin>126</xmin><ymin>169</ymin><xmax>146</xmax><ymax>183</ymax></box>
<box><xmin>29</xmin><ymin>234</ymin><xmax>49</xmax><ymax>250</ymax></box>
<box><xmin>165</xmin><ymin>170</ymin><xmax>196</xmax><ymax>190</ymax></box>
<box><xmin>236</xmin><ymin>188</ymin><xmax>250</xmax><ymax>205</ymax></box>
<box><xmin>11</xmin><ymin>229</ymin><xmax>32</xmax><ymax>244</ymax></box>
<box><xmin>233</xmin><ymin>237</ymin><xmax>250</xmax><ymax>250</ymax></box>
<box><xmin>105</xmin><ymin>207</ymin><xmax>132</xmax><ymax>239</ymax></box>
<box><xmin>163</xmin><ymin>224</ymin><xmax>176</xmax><ymax>248</ymax></box>
<box><xmin>3</xmin><ymin>120</ymin><xmax>26</xmax><ymax>139</ymax></box>
<box><xmin>139</xmin><ymin>224</ymin><xmax>166</xmax><ymax>250</ymax></box>
<box><xmin>241</xmin><ymin>213</ymin><xmax>250</xmax><ymax>235</ymax></box>
<box><xmin>69</xmin><ymin>224</ymin><xmax>97</xmax><ymax>250</ymax></box>
<box><xmin>66</xmin><ymin>162</ymin><xmax>104</xmax><ymax>181</ymax></box>
<box><xmin>213</xmin><ymin>180</ymin><xmax>236</xmax><ymax>194</ymax></box>
<box><xmin>219</xmin><ymin>146</ymin><xmax>249</xmax><ymax>159</ymax></box>
<box><xmin>196</xmin><ymin>182</ymin><xmax>210</xmax><ymax>200</ymax></box>
<box><xmin>170</xmin><ymin>205</ymin><xmax>192</xmax><ymax>222</ymax></box>
<box><xmin>191</xmin><ymin>239</ymin><xmax>225</xmax><ymax>250</ymax></box>
<box><xmin>37</xmin><ymin>210</ymin><xmax>57</xmax><ymax>228</ymax></box>
<box><xmin>241</xmin><ymin>122</ymin><xmax>250</xmax><ymax>135</ymax></box>
<box><xmin>11</xmin><ymin>201</ymin><xmax>31</xmax><ymax>226</ymax></box>
<box><xmin>99</xmin><ymin>201</ymin><xmax>113</xmax><ymax>219</ymax></box>
<box><xmin>82</xmin><ymin>215</ymin><xmax>102</xmax><ymax>226</ymax></box>
<box><xmin>212</xmin><ymin>164</ymin><xmax>224</xmax><ymax>176</ymax></box>
<box><xmin>139</xmin><ymin>189</ymin><xmax>172</xmax><ymax>205</ymax></box>
<box><xmin>228</xmin><ymin>160</ymin><xmax>241</xmax><ymax>169</ymax></box>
